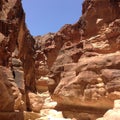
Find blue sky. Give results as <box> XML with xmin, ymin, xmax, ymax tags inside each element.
<box><xmin>22</xmin><ymin>0</ymin><xmax>83</xmax><ymax>36</ymax></box>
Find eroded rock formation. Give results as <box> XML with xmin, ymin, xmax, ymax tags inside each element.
<box><xmin>0</xmin><ymin>0</ymin><xmax>36</xmax><ymax>119</ymax></box>
<box><xmin>34</xmin><ymin>0</ymin><xmax>120</xmax><ymax>119</ymax></box>
<box><xmin>0</xmin><ymin>0</ymin><xmax>120</xmax><ymax>120</ymax></box>
<box><xmin>97</xmin><ymin>100</ymin><xmax>120</xmax><ymax>120</ymax></box>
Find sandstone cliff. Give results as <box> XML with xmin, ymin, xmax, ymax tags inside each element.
<box><xmin>34</xmin><ymin>0</ymin><xmax>120</xmax><ymax>119</ymax></box>
<box><xmin>0</xmin><ymin>0</ymin><xmax>120</xmax><ymax>120</ymax></box>
<box><xmin>0</xmin><ymin>0</ymin><xmax>37</xmax><ymax>119</ymax></box>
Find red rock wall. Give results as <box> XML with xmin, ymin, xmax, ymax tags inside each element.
<box><xmin>0</xmin><ymin>0</ymin><xmax>36</xmax><ymax>115</ymax></box>
<box><xmin>0</xmin><ymin>0</ymin><xmax>120</xmax><ymax>119</ymax></box>
<box><xmin>34</xmin><ymin>0</ymin><xmax>120</xmax><ymax>119</ymax></box>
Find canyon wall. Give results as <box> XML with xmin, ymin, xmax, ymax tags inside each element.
<box><xmin>0</xmin><ymin>0</ymin><xmax>36</xmax><ymax>119</ymax></box>
<box><xmin>0</xmin><ymin>0</ymin><xmax>120</xmax><ymax>120</ymax></box>
<box><xmin>34</xmin><ymin>0</ymin><xmax>120</xmax><ymax>119</ymax></box>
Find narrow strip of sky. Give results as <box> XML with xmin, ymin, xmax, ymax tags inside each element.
<box><xmin>22</xmin><ymin>0</ymin><xmax>83</xmax><ymax>36</ymax></box>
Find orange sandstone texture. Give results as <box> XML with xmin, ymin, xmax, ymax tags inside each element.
<box><xmin>0</xmin><ymin>0</ymin><xmax>120</xmax><ymax>120</ymax></box>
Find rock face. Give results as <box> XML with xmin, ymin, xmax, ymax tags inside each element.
<box><xmin>0</xmin><ymin>0</ymin><xmax>36</xmax><ymax>92</ymax></box>
<box><xmin>0</xmin><ymin>66</ymin><xmax>24</xmax><ymax>111</ymax></box>
<box><xmin>0</xmin><ymin>0</ymin><xmax>120</xmax><ymax>120</ymax></box>
<box><xmin>0</xmin><ymin>0</ymin><xmax>36</xmax><ymax>119</ymax></box>
<box><xmin>34</xmin><ymin>0</ymin><xmax>120</xmax><ymax>119</ymax></box>
<box><xmin>97</xmin><ymin>100</ymin><xmax>120</xmax><ymax>120</ymax></box>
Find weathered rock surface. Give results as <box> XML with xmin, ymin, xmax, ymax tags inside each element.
<box><xmin>34</xmin><ymin>0</ymin><xmax>120</xmax><ymax>119</ymax></box>
<box><xmin>0</xmin><ymin>66</ymin><xmax>24</xmax><ymax>111</ymax></box>
<box><xmin>97</xmin><ymin>100</ymin><xmax>120</xmax><ymax>120</ymax></box>
<box><xmin>0</xmin><ymin>0</ymin><xmax>37</xmax><ymax>119</ymax></box>
<box><xmin>0</xmin><ymin>0</ymin><xmax>36</xmax><ymax>92</ymax></box>
<box><xmin>1</xmin><ymin>0</ymin><xmax>120</xmax><ymax>120</ymax></box>
<box><xmin>0</xmin><ymin>112</ymin><xmax>24</xmax><ymax>120</ymax></box>
<box><xmin>27</xmin><ymin>92</ymin><xmax>43</xmax><ymax>112</ymax></box>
